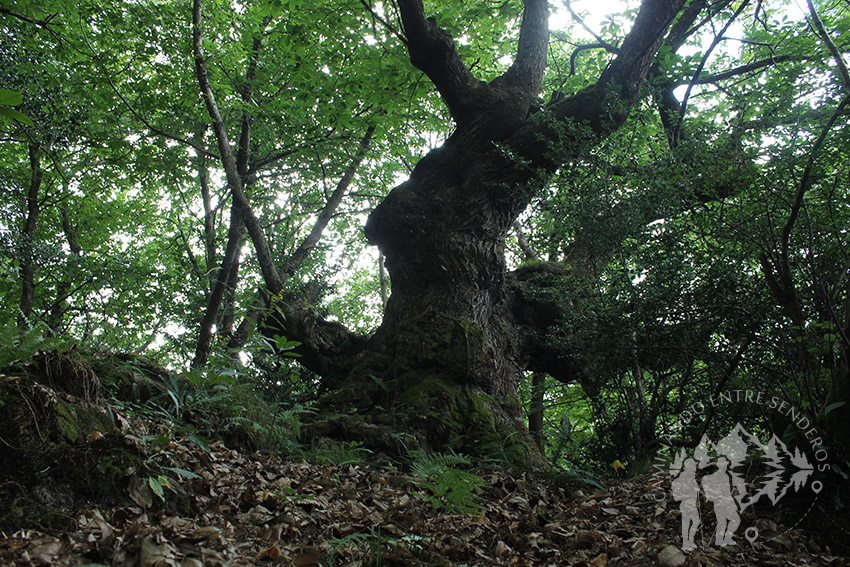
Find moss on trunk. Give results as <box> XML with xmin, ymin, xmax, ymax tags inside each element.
<box><xmin>305</xmin><ymin>312</ymin><xmax>540</xmax><ymax>467</ymax></box>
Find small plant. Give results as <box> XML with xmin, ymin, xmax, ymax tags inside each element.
<box><xmin>547</xmin><ymin>464</ymin><xmax>604</xmax><ymax>490</ymax></box>
<box><xmin>0</xmin><ymin>317</ymin><xmax>73</xmax><ymax>370</ymax></box>
<box><xmin>410</xmin><ymin>450</ymin><xmax>487</xmax><ymax>514</ymax></box>
<box><xmin>119</xmin><ymin>431</ymin><xmax>206</xmax><ymax>506</ymax></box>
<box><xmin>258</xmin><ymin>333</ymin><xmax>302</xmax><ymax>358</ymax></box>
<box><xmin>328</xmin><ymin>528</ymin><xmax>386</xmax><ymax>566</ymax></box>
<box><xmin>306</xmin><ymin>438</ymin><xmax>371</xmax><ymax>466</ymax></box>
<box><xmin>327</xmin><ymin>527</ymin><xmax>425</xmax><ymax>566</ymax></box>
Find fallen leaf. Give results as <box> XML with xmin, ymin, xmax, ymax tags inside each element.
<box><xmin>128</xmin><ymin>474</ymin><xmax>153</xmax><ymax>509</ymax></box>
<box><xmin>291</xmin><ymin>547</ymin><xmax>321</xmax><ymax>566</ymax></box>
<box><xmin>658</xmin><ymin>544</ymin><xmax>686</xmax><ymax>567</ymax></box>
<box><xmin>29</xmin><ymin>541</ymin><xmax>61</xmax><ymax>564</ymax></box>
<box><xmin>255</xmin><ymin>544</ymin><xmax>283</xmax><ymax>561</ymax></box>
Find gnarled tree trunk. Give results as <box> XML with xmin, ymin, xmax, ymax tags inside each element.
<box><xmin>301</xmin><ymin>0</ymin><xmax>688</xmax><ymax>461</ymax></box>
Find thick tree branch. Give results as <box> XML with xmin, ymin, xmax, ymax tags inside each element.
<box><xmin>396</xmin><ymin>0</ymin><xmax>482</xmax><ymax>123</ymax></box>
<box><xmin>512</xmin><ymin>221</ymin><xmax>540</xmax><ymax>262</ymax></box>
<box><xmin>507</xmin><ymin>0</ymin><xmax>688</xmax><ymax>167</ymax></box>
<box><xmin>508</xmin><ymin>262</ymin><xmax>586</xmax><ymax>386</ymax></box>
<box><xmin>599</xmin><ymin>0</ymin><xmax>688</xmax><ymax>90</ymax></box>
<box><xmin>569</xmin><ymin>43</ymin><xmax>617</xmax><ymax>76</ymax></box>
<box><xmin>498</xmin><ymin>0</ymin><xmax>549</xmax><ymax>93</ymax></box>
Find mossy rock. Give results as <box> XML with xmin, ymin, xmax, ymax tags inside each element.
<box><xmin>0</xmin><ymin>378</ymin><xmax>128</xmax><ymax>530</ymax></box>
<box><xmin>27</xmin><ymin>350</ymin><xmax>102</xmax><ymax>402</ymax></box>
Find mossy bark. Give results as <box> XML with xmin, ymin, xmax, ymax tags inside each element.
<box><xmin>306</xmin><ymin>308</ymin><xmax>540</xmax><ymax>466</ymax></box>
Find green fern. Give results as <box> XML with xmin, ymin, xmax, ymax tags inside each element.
<box><xmin>0</xmin><ymin>317</ymin><xmax>73</xmax><ymax>369</ymax></box>
<box><xmin>410</xmin><ymin>450</ymin><xmax>486</xmax><ymax>514</ymax></box>
<box><xmin>328</xmin><ymin>527</ymin><xmax>386</xmax><ymax>566</ymax></box>
<box><xmin>547</xmin><ymin>465</ymin><xmax>604</xmax><ymax>490</ymax></box>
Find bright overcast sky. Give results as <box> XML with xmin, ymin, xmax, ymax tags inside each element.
<box><xmin>551</xmin><ymin>0</ymin><xmax>635</xmax><ymax>35</ymax></box>
<box><xmin>553</xmin><ymin>0</ymin><xmax>808</xmax><ymax>38</ymax></box>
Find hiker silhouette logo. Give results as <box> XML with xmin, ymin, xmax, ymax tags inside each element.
<box><xmin>668</xmin><ymin>422</ymin><xmax>822</xmax><ymax>550</ymax></box>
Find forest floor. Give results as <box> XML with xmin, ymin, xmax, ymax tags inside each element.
<box><xmin>1</xmin><ymin>374</ymin><xmax>848</xmax><ymax>566</ymax></box>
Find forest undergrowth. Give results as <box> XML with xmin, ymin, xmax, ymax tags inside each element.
<box><xmin>0</xmin><ymin>341</ymin><xmax>846</xmax><ymax>567</ymax></box>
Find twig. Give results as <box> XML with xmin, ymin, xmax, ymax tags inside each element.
<box><xmin>562</xmin><ymin>0</ymin><xmax>618</xmax><ymax>52</ymax></box>
<box><xmin>0</xmin><ymin>7</ymin><xmax>62</xmax><ymax>39</ymax></box>
<box><xmin>359</xmin><ymin>0</ymin><xmax>407</xmax><ymax>44</ymax></box>
<box><xmin>673</xmin><ymin>0</ymin><xmax>751</xmax><ymax>142</ymax></box>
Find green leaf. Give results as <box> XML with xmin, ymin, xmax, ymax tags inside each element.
<box><xmin>185</xmin><ymin>434</ymin><xmax>211</xmax><ymax>452</ymax></box>
<box><xmin>163</xmin><ymin>466</ymin><xmax>201</xmax><ymax>479</ymax></box>
<box><xmin>0</xmin><ymin>89</ymin><xmax>23</xmax><ymax>106</ymax></box>
<box><xmin>0</xmin><ymin>106</ymin><xmax>34</xmax><ymax>126</ymax></box>
<box><xmin>824</xmin><ymin>401</ymin><xmax>846</xmax><ymax>416</ymax></box>
<box><xmin>148</xmin><ymin>476</ymin><xmax>165</xmax><ymax>501</ymax></box>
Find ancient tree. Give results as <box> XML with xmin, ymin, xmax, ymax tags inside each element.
<box><xmin>199</xmin><ymin>0</ymin><xmax>691</xmax><ymax>460</ymax></box>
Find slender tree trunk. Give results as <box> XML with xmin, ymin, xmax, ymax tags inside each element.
<box><xmin>224</xmin><ymin>126</ymin><xmax>376</xmax><ymax>352</ymax></box>
<box><xmin>529</xmin><ymin>372</ymin><xmax>546</xmax><ymax>449</ymax></box>
<box><xmin>378</xmin><ymin>251</ymin><xmax>388</xmax><ymax>311</ymax></box>
<box><xmin>19</xmin><ymin>143</ymin><xmax>43</xmax><ymax>328</ymax></box>
<box><xmin>193</xmin><ymin>204</ymin><xmax>245</xmax><ymax>367</ymax></box>
<box><xmin>195</xmin><ymin>123</ymin><xmax>219</xmax><ymax>291</ymax></box>
<box><xmin>217</xmin><ymin>236</ymin><xmax>243</xmax><ymax>339</ymax></box>
<box><xmin>226</xmin><ymin>296</ymin><xmax>265</xmax><ymax>351</ymax></box>
<box><xmin>191</xmin><ymin>9</ymin><xmax>266</xmax><ymax>367</ymax></box>
<box><xmin>47</xmin><ymin>201</ymin><xmax>83</xmax><ymax>334</ymax></box>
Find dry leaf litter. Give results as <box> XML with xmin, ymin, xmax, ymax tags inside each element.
<box><xmin>0</xmin><ymin>404</ymin><xmax>847</xmax><ymax>566</ymax></box>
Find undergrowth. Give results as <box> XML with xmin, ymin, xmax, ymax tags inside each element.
<box><xmin>410</xmin><ymin>450</ymin><xmax>486</xmax><ymax>514</ymax></box>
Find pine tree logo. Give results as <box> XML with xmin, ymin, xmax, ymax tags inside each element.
<box><xmin>668</xmin><ymin>423</ymin><xmax>820</xmax><ymax>550</ymax></box>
